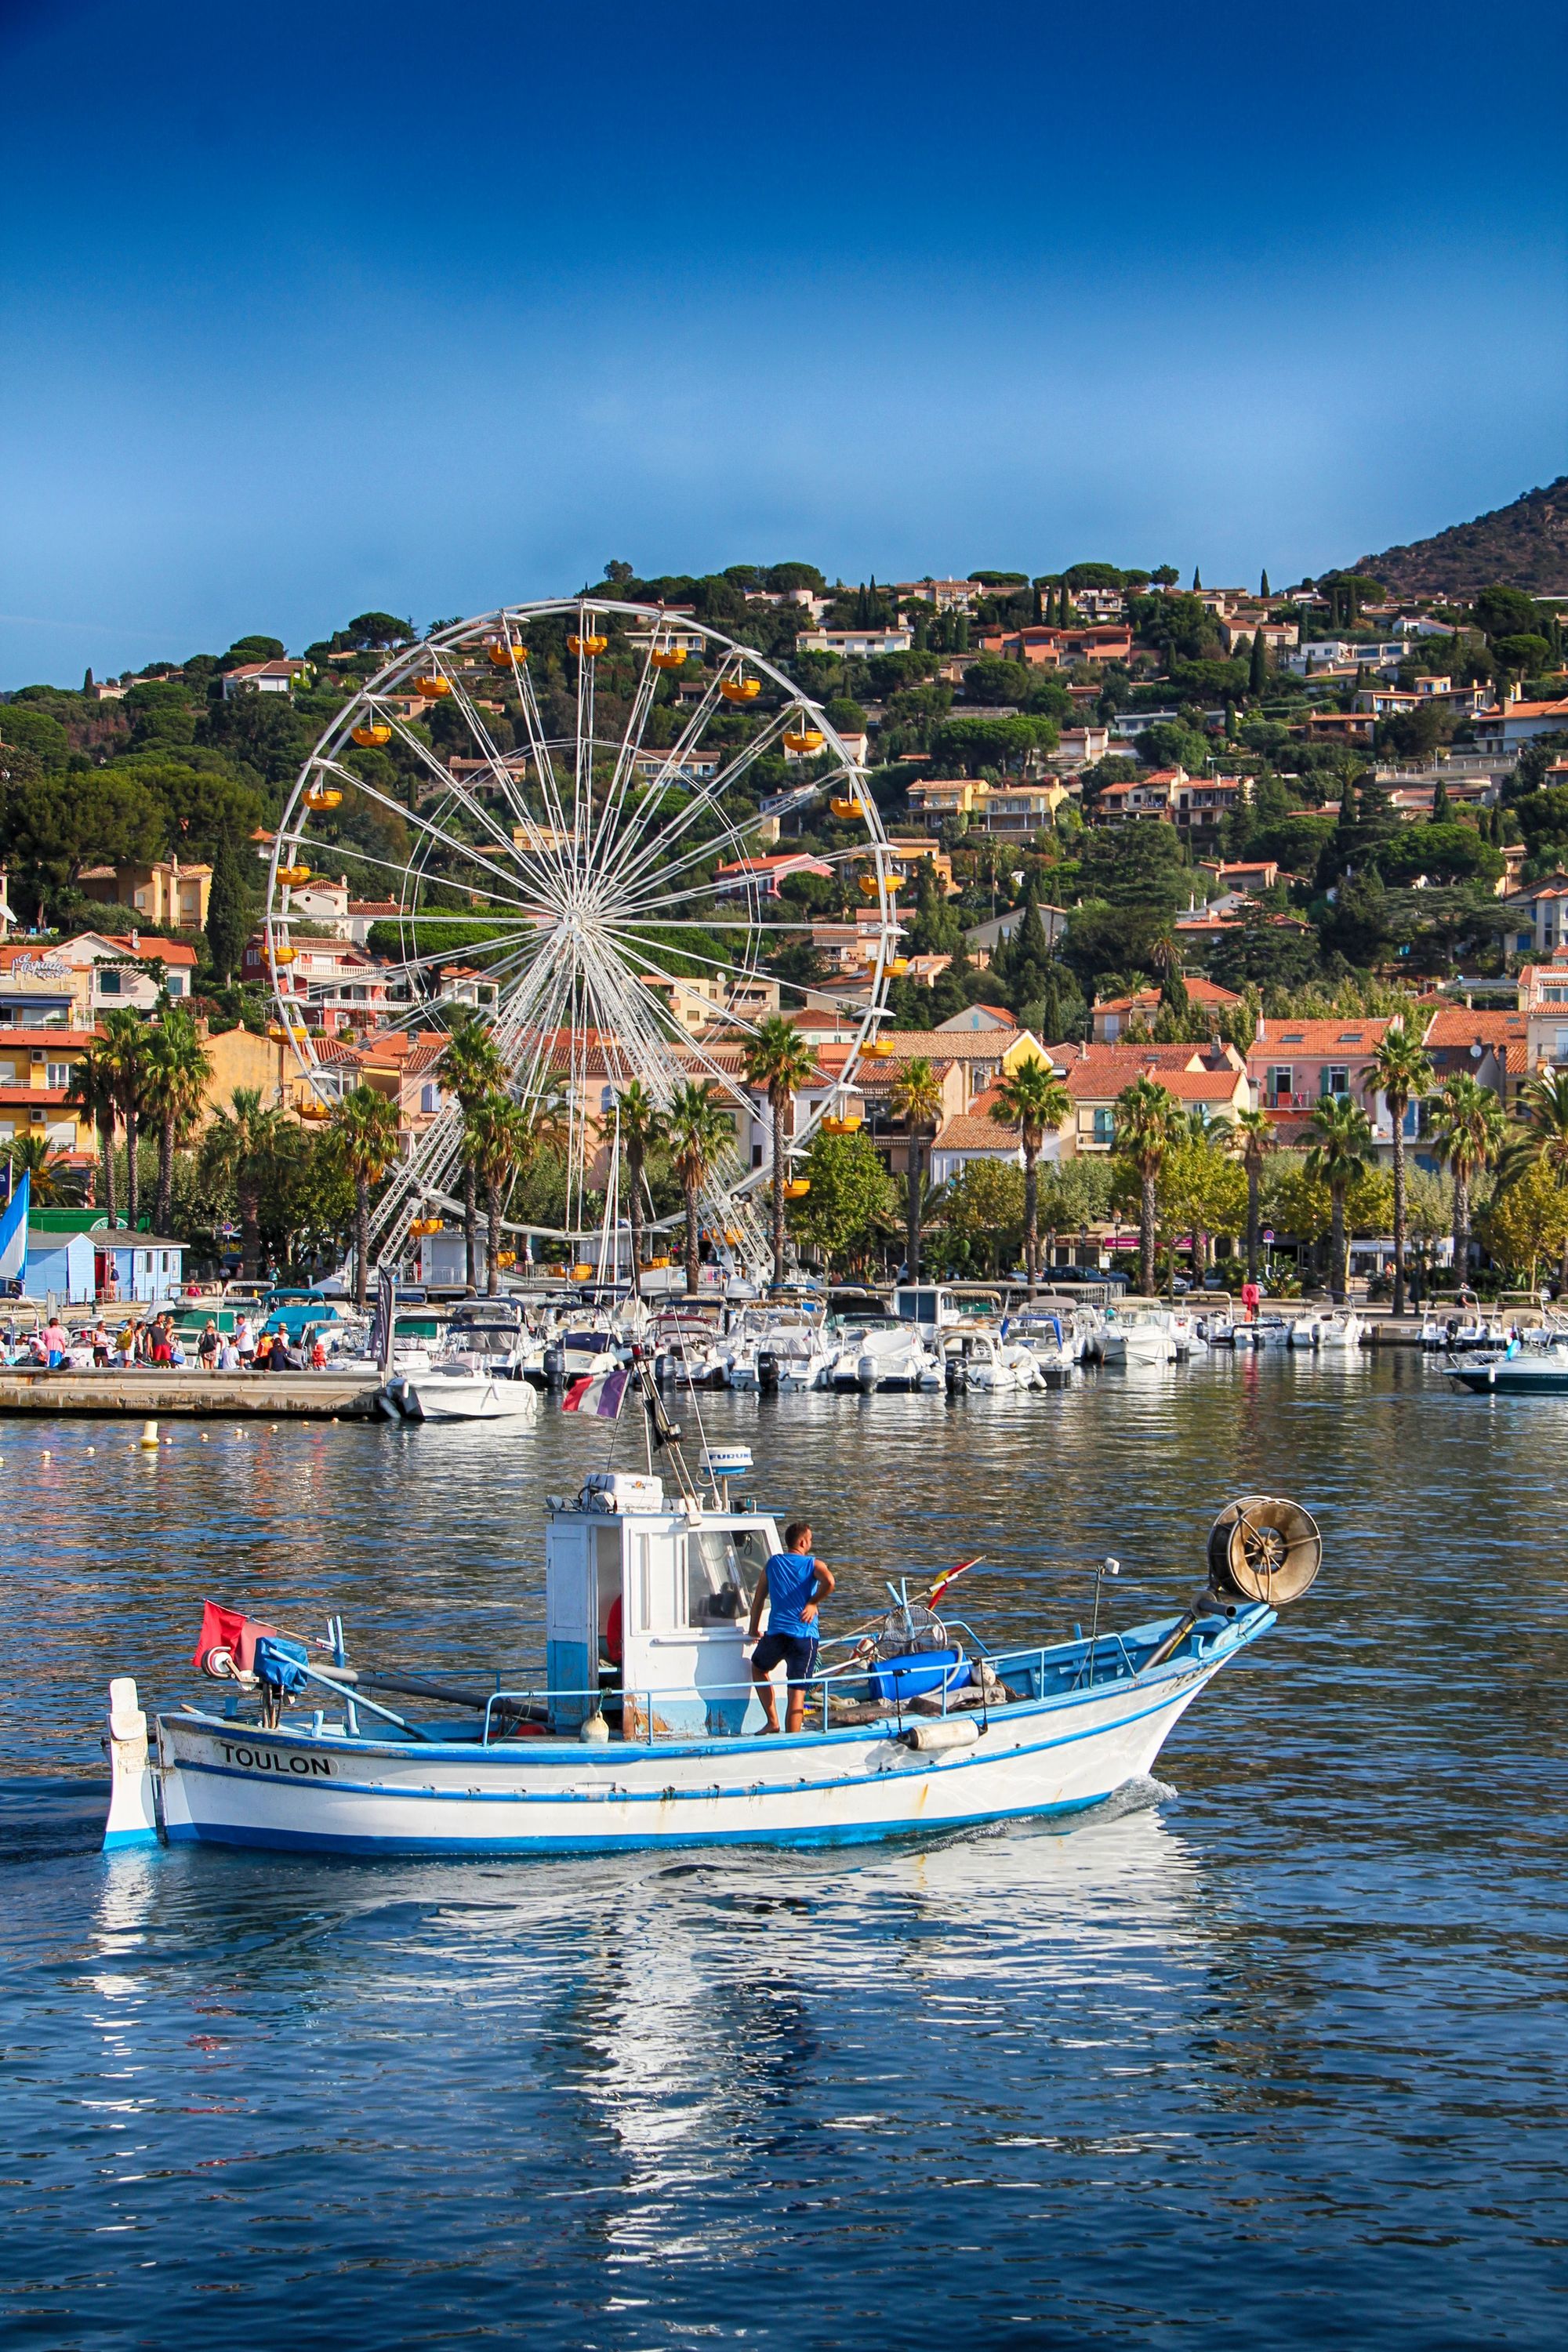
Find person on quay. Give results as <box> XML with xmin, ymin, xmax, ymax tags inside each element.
<box><xmin>198</xmin><ymin>1319</ymin><xmax>220</xmax><ymax>1371</ymax></box>
<box><xmin>746</xmin><ymin>1519</ymin><xmax>835</xmax><ymax>1736</ymax></box>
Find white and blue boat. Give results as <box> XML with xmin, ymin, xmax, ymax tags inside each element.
<box><xmin>103</xmin><ymin>1456</ymin><xmax>1320</xmax><ymax>1860</ymax></box>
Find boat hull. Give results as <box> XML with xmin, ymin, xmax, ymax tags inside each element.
<box><xmin>397</xmin><ymin>1373</ymin><xmax>539</xmax><ymax>1422</ymax></box>
<box><xmin>153</xmin><ymin>1621</ymin><xmax>1266</xmax><ymax>1856</ymax></box>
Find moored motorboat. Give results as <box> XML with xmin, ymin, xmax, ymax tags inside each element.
<box><xmin>393</xmin><ymin>1366</ymin><xmax>541</xmax><ymax>1422</ymax></box>
<box><xmin>103</xmin><ymin>1457</ymin><xmax>1323</xmax><ymax>1857</ymax></box>
<box><xmin>1446</xmin><ymin>1334</ymin><xmax>1568</xmax><ymax>1393</ymax></box>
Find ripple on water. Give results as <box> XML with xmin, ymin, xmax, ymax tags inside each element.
<box><xmin>0</xmin><ymin>1355</ymin><xmax>1565</xmax><ymax>2349</ymax></box>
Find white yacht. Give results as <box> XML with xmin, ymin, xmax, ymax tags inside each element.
<box><xmin>1099</xmin><ymin>1302</ymin><xmax>1178</xmax><ymax>1367</ymax></box>
<box><xmin>942</xmin><ymin>1328</ymin><xmax>1046</xmax><ymax>1392</ymax></box>
<box><xmin>825</xmin><ymin>1314</ymin><xmax>944</xmax><ymax>1393</ymax></box>
<box><xmin>1316</xmin><ymin>1308</ymin><xmax>1364</xmax><ymax>1352</ymax></box>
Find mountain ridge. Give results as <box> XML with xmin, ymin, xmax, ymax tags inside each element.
<box><xmin>1349</xmin><ymin>476</ymin><xmax>1568</xmax><ymax>596</ymax></box>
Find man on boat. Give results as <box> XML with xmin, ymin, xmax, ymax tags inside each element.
<box><xmin>747</xmin><ymin>1520</ymin><xmax>835</xmax><ymax>1735</ymax></box>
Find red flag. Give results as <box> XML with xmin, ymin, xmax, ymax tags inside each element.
<box><xmin>192</xmin><ymin>1600</ymin><xmax>277</xmax><ymax>1676</ymax></box>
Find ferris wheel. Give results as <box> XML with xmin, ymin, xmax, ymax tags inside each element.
<box><xmin>265</xmin><ymin>597</ymin><xmax>901</xmax><ymax>1265</ymax></box>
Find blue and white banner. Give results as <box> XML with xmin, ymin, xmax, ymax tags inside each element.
<box><xmin>0</xmin><ymin>1168</ymin><xmax>29</xmax><ymax>1281</ymax></box>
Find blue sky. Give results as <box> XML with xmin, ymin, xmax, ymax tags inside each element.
<box><xmin>2</xmin><ymin>0</ymin><xmax>1563</xmax><ymax>687</ymax></box>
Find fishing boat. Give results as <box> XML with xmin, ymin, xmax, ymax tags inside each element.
<box><xmin>101</xmin><ymin>1425</ymin><xmax>1323</xmax><ymax>1857</ymax></box>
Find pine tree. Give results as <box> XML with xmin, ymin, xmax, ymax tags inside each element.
<box><xmin>1248</xmin><ymin>628</ymin><xmax>1269</xmax><ymax>696</ymax></box>
<box><xmin>205</xmin><ymin>830</ymin><xmax>252</xmax><ymax>982</ymax></box>
<box><xmin>1260</xmin><ymin>568</ymin><xmax>1271</xmax><ymax>600</ymax></box>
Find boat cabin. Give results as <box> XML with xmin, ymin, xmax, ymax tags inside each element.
<box><xmin>544</xmin><ymin>1472</ymin><xmax>781</xmax><ymax>1738</ymax></box>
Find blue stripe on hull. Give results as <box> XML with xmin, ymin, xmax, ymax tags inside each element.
<box><xmin>162</xmin><ymin>1789</ymin><xmax>1116</xmax><ymax>1857</ymax></box>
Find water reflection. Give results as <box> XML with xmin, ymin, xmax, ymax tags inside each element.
<box><xmin>3</xmin><ymin>1357</ymin><xmax>1567</xmax><ymax>2344</ymax></box>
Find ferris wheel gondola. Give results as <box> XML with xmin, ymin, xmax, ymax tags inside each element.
<box><xmin>266</xmin><ymin>599</ymin><xmax>899</xmax><ymax>1267</ymax></box>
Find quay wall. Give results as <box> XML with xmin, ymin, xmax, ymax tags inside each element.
<box><xmin>0</xmin><ymin>1371</ymin><xmax>384</xmax><ymax>1420</ymax></box>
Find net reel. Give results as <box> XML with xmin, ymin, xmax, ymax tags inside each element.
<box><xmin>1207</xmin><ymin>1495</ymin><xmax>1322</xmax><ymax>1607</ymax></box>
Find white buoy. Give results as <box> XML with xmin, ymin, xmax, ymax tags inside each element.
<box><xmin>139</xmin><ymin>1420</ymin><xmax>159</xmax><ymax>1450</ymax></box>
<box><xmin>103</xmin><ymin>1678</ymin><xmax>159</xmax><ymax>1850</ymax></box>
<box><xmin>41</xmin><ymin>1450</ymin><xmax>51</xmax><ymax>1462</ymax></box>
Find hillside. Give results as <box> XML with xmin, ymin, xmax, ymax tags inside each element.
<box><xmin>1351</xmin><ymin>476</ymin><xmax>1568</xmax><ymax>597</ymax></box>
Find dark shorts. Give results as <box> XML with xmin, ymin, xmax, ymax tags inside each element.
<box><xmin>751</xmin><ymin>1632</ymin><xmax>819</xmax><ymax>1686</ymax></box>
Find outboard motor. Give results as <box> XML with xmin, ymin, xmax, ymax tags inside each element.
<box><xmin>945</xmin><ymin>1351</ymin><xmax>966</xmax><ymax>1396</ymax></box>
<box><xmin>757</xmin><ymin>1349</ymin><xmax>779</xmax><ymax>1392</ymax></box>
<box><xmin>542</xmin><ymin>1341</ymin><xmax>565</xmax><ymax>1388</ymax></box>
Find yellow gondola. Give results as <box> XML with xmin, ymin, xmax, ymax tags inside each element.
<box><xmin>566</xmin><ymin>632</ymin><xmax>608</xmax><ymax>658</ymax></box>
<box><xmin>297</xmin><ymin>1099</ymin><xmax>330</xmax><ymax>1122</ymax></box>
<box><xmin>783</xmin><ymin>727</ymin><xmax>824</xmax><ymax>754</ymax></box>
<box><xmin>277</xmin><ymin>864</ymin><xmax>311</xmax><ymax>887</ymax></box>
<box><xmin>650</xmin><ymin>645</ymin><xmax>686</xmax><ymax>670</ymax></box>
<box><xmin>486</xmin><ymin>639</ymin><xmax>528</xmax><ymax>666</ymax></box>
<box><xmin>821</xmin><ymin>1113</ymin><xmax>863</xmax><ymax>1135</ymax></box>
<box><xmin>270</xmin><ymin>944</ymin><xmax>296</xmax><ymax>966</ymax></box>
<box><xmin>889</xmin><ymin>957</ymin><xmax>909</xmax><ymax>975</ymax></box>
<box><xmin>415</xmin><ymin>674</ymin><xmax>452</xmax><ymax>699</ymax></box>
<box><xmin>858</xmin><ymin>874</ymin><xmax>880</xmax><ymax>898</ymax></box>
<box><xmin>303</xmin><ymin>782</ymin><xmax>343</xmax><ymax>811</ymax></box>
<box><xmin>783</xmin><ymin>1178</ymin><xmax>811</xmax><ymax>1200</ymax></box>
<box><xmin>350</xmin><ymin>721</ymin><xmax>392</xmax><ymax>747</ymax></box>
<box><xmin>863</xmin><ymin>1039</ymin><xmax>895</xmax><ymax>1059</ymax></box>
<box><xmin>719</xmin><ymin>676</ymin><xmax>760</xmax><ymax>703</ymax></box>
<box><xmin>830</xmin><ymin>795</ymin><xmax>866</xmax><ymax>820</ymax></box>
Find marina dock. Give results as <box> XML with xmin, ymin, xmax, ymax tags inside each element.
<box><xmin>0</xmin><ymin>1370</ymin><xmax>385</xmax><ymax>1420</ymax></box>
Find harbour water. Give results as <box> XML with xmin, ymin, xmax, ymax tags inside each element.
<box><xmin>2</xmin><ymin>1352</ymin><xmax>1565</xmax><ymax>2347</ymax></box>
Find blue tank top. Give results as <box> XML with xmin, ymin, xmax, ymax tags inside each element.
<box><xmin>764</xmin><ymin>1551</ymin><xmax>818</xmax><ymax>1639</ymax></box>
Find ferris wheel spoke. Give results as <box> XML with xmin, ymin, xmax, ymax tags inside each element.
<box><xmin>305</xmin><ymin>760</ymin><xmax>546</xmax><ymax>909</ymax></box>
<box><xmin>610</xmin><ymin>710</ymin><xmax>797</xmax><ymax>905</ymax></box>
<box><xmin>583</xmin><ymin>642</ymin><xmax>665</xmax><ymax>884</ymax></box>
<box><xmin>436</xmin><ymin>669</ymin><xmax>564</xmax><ymax>875</ymax></box>
<box><xmin>602</xmin><ymin>666</ymin><xmax>741</xmax><ymax>874</ymax></box>
<box><xmin>349</xmin><ymin>708</ymin><xmax>535</xmax><ymax>873</ymax></box>
<box><xmin>507</xmin><ymin>650</ymin><xmax>575</xmax><ymax>851</ymax></box>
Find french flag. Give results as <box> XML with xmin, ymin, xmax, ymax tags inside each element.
<box><xmin>561</xmin><ymin>1367</ymin><xmax>629</xmax><ymax>1419</ymax></box>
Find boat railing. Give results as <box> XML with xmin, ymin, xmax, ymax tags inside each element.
<box><xmin>470</xmin><ymin>1615</ymin><xmax>1211</xmax><ymax>1746</ymax></box>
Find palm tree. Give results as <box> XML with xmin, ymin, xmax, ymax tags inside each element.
<box><xmin>664</xmin><ymin>1081</ymin><xmax>734</xmax><ymax>1295</ymax></box>
<box><xmin>1229</xmin><ymin>1107</ymin><xmax>1276</xmax><ymax>1283</ymax></box>
<box><xmin>100</xmin><ymin>1010</ymin><xmax>148</xmax><ymax>1229</ymax></box>
<box><xmin>890</xmin><ymin>1056</ymin><xmax>945</xmax><ymax>1283</ymax></box>
<box><xmin>141</xmin><ymin>1010</ymin><xmax>213</xmax><ymax>1237</ymax></box>
<box><xmin>1507</xmin><ymin>1066</ymin><xmax>1568</xmax><ymax>1288</ymax></box>
<box><xmin>201</xmin><ymin>1087</ymin><xmax>289</xmax><ymax>1278</ymax></box>
<box><xmin>742</xmin><ymin>1015</ymin><xmax>818</xmax><ymax>1287</ymax></box>
<box><xmin>1112</xmin><ymin>1076</ymin><xmax>1180</xmax><ymax>1294</ymax></box>
<box><xmin>67</xmin><ymin>1040</ymin><xmax>120</xmax><ymax>1226</ymax></box>
<box><xmin>460</xmin><ymin>1088</ymin><xmax>535</xmax><ymax>1295</ymax></box>
<box><xmin>441</xmin><ymin>1015</ymin><xmax>504</xmax><ymax>1291</ymax></box>
<box><xmin>1430</xmin><ymin>1073</ymin><xmax>1507</xmax><ymax>1287</ymax></box>
<box><xmin>1305</xmin><ymin>1095</ymin><xmax>1375</xmax><ymax>1302</ymax></box>
<box><xmin>989</xmin><ymin>1058</ymin><xmax>1071</xmax><ymax>1287</ymax></box>
<box><xmin>615</xmin><ymin>1079</ymin><xmax>666</xmax><ymax>1297</ymax></box>
<box><xmin>6</xmin><ymin>1132</ymin><xmax>78</xmax><ymax>1207</ymax></box>
<box><xmin>331</xmin><ymin>1083</ymin><xmax>402</xmax><ymax>1308</ymax></box>
<box><xmin>1363</xmin><ymin>1022</ymin><xmax>1434</xmax><ymax>1316</ymax></box>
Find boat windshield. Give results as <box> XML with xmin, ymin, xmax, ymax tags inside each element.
<box><xmin>686</xmin><ymin>1524</ymin><xmax>770</xmax><ymax>1624</ymax></box>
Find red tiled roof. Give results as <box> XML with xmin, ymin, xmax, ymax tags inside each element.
<box><xmin>1250</xmin><ymin>1018</ymin><xmax>1393</xmax><ymax>1054</ymax></box>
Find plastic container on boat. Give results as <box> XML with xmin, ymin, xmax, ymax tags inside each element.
<box><xmin>869</xmin><ymin>1648</ymin><xmax>971</xmax><ymax>1703</ymax></box>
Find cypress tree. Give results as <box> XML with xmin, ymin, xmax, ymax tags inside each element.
<box><xmin>1260</xmin><ymin>568</ymin><xmax>1271</xmax><ymax>600</ymax></box>
<box><xmin>205</xmin><ymin>829</ymin><xmax>252</xmax><ymax>983</ymax></box>
<box><xmin>1249</xmin><ymin>628</ymin><xmax>1269</xmax><ymax>696</ymax></box>
<box><xmin>1431</xmin><ymin>775</ymin><xmax>1448</xmax><ymax>818</ymax></box>
<box><xmin>1192</xmin><ymin>565</ymin><xmax>1203</xmax><ymax>592</ymax></box>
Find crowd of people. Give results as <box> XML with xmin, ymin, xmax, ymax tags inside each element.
<box><xmin>1</xmin><ymin>1311</ymin><xmax>333</xmax><ymax>1374</ymax></box>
